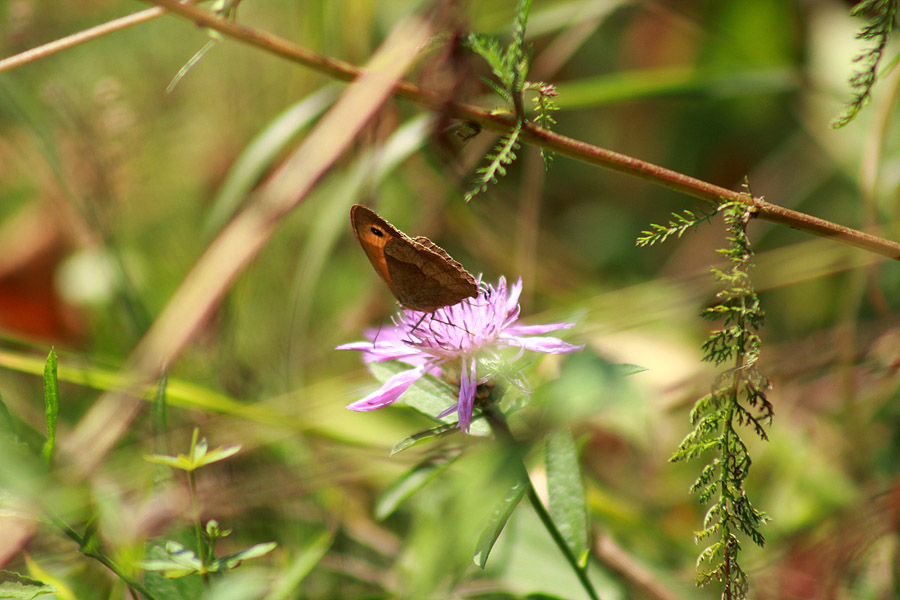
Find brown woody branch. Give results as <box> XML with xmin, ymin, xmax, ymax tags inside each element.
<box><xmin>125</xmin><ymin>0</ymin><xmax>900</xmax><ymax>261</ymax></box>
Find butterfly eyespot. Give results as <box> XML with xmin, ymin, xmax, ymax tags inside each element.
<box><xmin>370</xmin><ymin>226</ymin><xmax>384</xmax><ymax>237</ymax></box>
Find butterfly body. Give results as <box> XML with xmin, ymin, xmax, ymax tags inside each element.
<box><xmin>350</xmin><ymin>205</ymin><xmax>478</xmax><ymax>312</ymax></box>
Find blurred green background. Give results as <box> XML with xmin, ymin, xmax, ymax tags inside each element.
<box><xmin>1</xmin><ymin>0</ymin><xmax>899</xmax><ymax>598</ymax></box>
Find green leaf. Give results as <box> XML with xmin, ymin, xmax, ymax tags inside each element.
<box><xmin>79</xmin><ymin>519</ymin><xmax>101</xmax><ymax>555</ymax></box>
<box><xmin>465</xmin><ymin>34</ymin><xmax>508</xmax><ymax>85</ymax></box>
<box><xmin>142</xmin><ymin>544</ymin><xmax>205</xmax><ymax>599</ymax></box>
<box><xmin>544</xmin><ymin>428</ymin><xmax>589</xmax><ymax>567</ymax></box>
<box><xmin>390</xmin><ymin>423</ymin><xmax>459</xmax><ymax>455</ymax></box>
<box><xmin>833</xmin><ymin>0</ymin><xmax>899</xmax><ymax>127</ymax></box>
<box><xmin>144</xmin><ymin>436</ymin><xmax>241</xmax><ymax>472</ymax></box>
<box><xmin>616</xmin><ymin>363</ymin><xmax>648</xmax><ymax>376</ymax></box>
<box><xmin>141</xmin><ymin>539</ymin><xmax>273</xmax><ymax>579</ymax></box>
<box><xmin>0</xmin><ymin>571</ymin><xmax>56</xmax><ymax>599</ymax></box>
<box><xmin>473</xmin><ymin>475</ymin><xmax>528</xmax><ymax>569</ymax></box>
<box><xmin>374</xmin><ymin>449</ymin><xmax>461</xmax><ymax>520</ymax></box>
<box><xmin>166</xmin><ymin>40</ymin><xmax>218</xmax><ymax>94</ymax></box>
<box><xmin>143</xmin><ymin>454</ymin><xmax>190</xmax><ymax>470</ymax></box>
<box><xmin>139</xmin><ymin>541</ymin><xmax>204</xmax><ymax>578</ymax></box>
<box><xmin>40</xmin><ymin>350</ymin><xmax>58</xmax><ymax>465</ymax></box>
<box><xmin>193</xmin><ymin>443</ymin><xmax>241</xmax><ymax>467</ymax></box>
<box><xmin>212</xmin><ymin>542</ymin><xmax>278</xmax><ymax>572</ymax></box>
<box><xmin>465</xmin><ymin>124</ymin><xmax>522</xmax><ymax>202</ymax></box>
<box><xmin>205</xmin><ymin>519</ymin><xmax>231</xmax><ymax>540</ymax></box>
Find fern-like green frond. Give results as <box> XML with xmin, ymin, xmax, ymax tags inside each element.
<box><xmin>527</xmin><ymin>82</ymin><xmax>559</xmax><ymax>166</ymax></box>
<box><xmin>464</xmin><ymin>123</ymin><xmax>522</xmax><ymax>202</ymax></box>
<box><xmin>636</xmin><ymin>207</ymin><xmax>719</xmax><ymax>247</ymax></box>
<box><xmin>669</xmin><ymin>201</ymin><xmax>773</xmax><ymax>599</ymax></box>
<box><xmin>833</xmin><ymin>0</ymin><xmax>899</xmax><ymax>128</ymax></box>
<box><xmin>466</xmin><ymin>34</ymin><xmax>511</xmax><ymax>89</ymax></box>
<box><xmin>461</xmin><ymin>0</ymin><xmax>534</xmax><ymax>200</ymax></box>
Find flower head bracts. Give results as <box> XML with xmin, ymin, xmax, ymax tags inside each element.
<box><xmin>337</xmin><ymin>277</ymin><xmax>583</xmax><ymax>433</ymax></box>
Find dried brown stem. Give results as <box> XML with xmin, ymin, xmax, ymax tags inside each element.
<box><xmin>0</xmin><ymin>7</ymin><xmax>168</xmax><ymax>72</ymax></box>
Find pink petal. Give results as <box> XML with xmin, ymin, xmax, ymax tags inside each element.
<box><xmin>437</xmin><ymin>404</ymin><xmax>458</xmax><ymax>418</ymax></box>
<box><xmin>505</xmin><ymin>277</ymin><xmax>523</xmax><ymax>312</ymax></box>
<box><xmin>337</xmin><ymin>341</ymin><xmax>430</xmax><ymax>365</ymax></box>
<box><xmin>456</xmin><ymin>358</ymin><xmax>477</xmax><ymax>433</ymax></box>
<box><xmin>504</xmin><ymin>322</ymin><xmax>574</xmax><ymax>336</ymax></box>
<box><xmin>499</xmin><ymin>334</ymin><xmax>584</xmax><ymax>354</ymax></box>
<box><xmin>346</xmin><ymin>367</ymin><xmax>426</xmax><ymax>411</ymax></box>
<box><xmin>335</xmin><ymin>341</ymin><xmax>376</xmax><ymax>351</ymax></box>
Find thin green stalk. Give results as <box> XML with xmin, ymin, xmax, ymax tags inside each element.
<box><xmin>721</xmin><ymin>388</ymin><xmax>736</xmax><ymax>600</ymax></box>
<box><xmin>483</xmin><ymin>405</ymin><xmax>600</xmax><ymax>600</ymax></box>
<box><xmin>720</xmin><ymin>335</ymin><xmax>745</xmax><ymax>600</ymax></box>
<box><xmin>186</xmin><ymin>432</ymin><xmax>211</xmax><ymax>587</ymax></box>
<box><xmin>526</xmin><ymin>485</ymin><xmax>600</xmax><ymax>600</ymax></box>
<box><xmin>51</xmin><ymin>514</ymin><xmax>159</xmax><ymax>600</ymax></box>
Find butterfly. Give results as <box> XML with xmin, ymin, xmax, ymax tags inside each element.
<box><xmin>350</xmin><ymin>205</ymin><xmax>478</xmax><ymax>312</ymax></box>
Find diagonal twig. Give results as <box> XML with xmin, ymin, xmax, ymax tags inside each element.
<box><xmin>139</xmin><ymin>0</ymin><xmax>900</xmax><ymax>261</ymax></box>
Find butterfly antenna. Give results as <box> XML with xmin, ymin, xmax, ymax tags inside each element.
<box><xmin>408</xmin><ymin>311</ymin><xmax>430</xmax><ymax>335</ymax></box>
<box><xmin>371</xmin><ymin>322</ymin><xmax>385</xmax><ymax>347</ymax></box>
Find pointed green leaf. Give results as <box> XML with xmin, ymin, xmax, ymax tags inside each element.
<box><xmin>544</xmin><ymin>428</ymin><xmax>589</xmax><ymax>567</ymax></box>
<box><xmin>166</xmin><ymin>40</ymin><xmax>217</xmax><ymax>94</ymax></box>
<box><xmin>40</xmin><ymin>350</ymin><xmax>58</xmax><ymax>464</ymax></box>
<box><xmin>190</xmin><ymin>436</ymin><xmax>208</xmax><ymax>463</ymax></box>
<box><xmin>390</xmin><ymin>423</ymin><xmax>458</xmax><ymax>455</ymax></box>
<box><xmin>144</xmin><ymin>443</ymin><xmax>240</xmax><ymax>472</ymax></box>
<box><xmin>143</xmin><ymin>454</ymin><xmax>186</xmax><ymax>469</ymax></box>
<box><xmin>0</xmin><ymin>571</ymin><xmax>56</xmax><ymax>599</ymax></box>
<box><xmin>473</xmin><ymin>475</ymin><xmax>528</xmax><ymax>569</ymax></box>
<box><xmin>80</xmin><ymin>519</ymin><xmax>100</xmax><ymax>555</ymax></box>
<box><xmin>140</xmin><ymin>541</ymin><xmax>206</xmax><ymax>578</ymax></box>
<box><xmin>374</xmin><ymin>449</ymin><xmax>461</xmax><ymax>520</ymax></box>
<box><xmin>616</xmin><ymin>363</ymin><xmax>648</xmax><ymax>376</ymax></box>
<box><xmin>193</xmin><ymin>444</ymin><xmax>241</xmax><ymax>468</ymax></box>
<box><xmin>213</xmin><ymin>542</ymin><xmax>277</xmax><ymax>571</ymax></box>
<box><xmin>142</xmin><ymin>545</ymin><xmax>205</xmax><ymax>597</ymax></box>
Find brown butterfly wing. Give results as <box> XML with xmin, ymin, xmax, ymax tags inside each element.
<box><xmin>351</xmin><ymin>204</ymin><xmax>478</xmax><ymax>312</ymax></box>
<box><xmin>383</xmin><ymin>237</ymin><xmax>477</xmax><ymax>311</ymax></box>
<box><xmin>350</xmin><ymin>205</ymin><xmax>403</xmax><ymax>289</ymax></box>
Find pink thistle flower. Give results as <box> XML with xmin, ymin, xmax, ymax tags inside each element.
<box><xmin>337</xmin><ymin>277</ymin><xmax>584</xmax><ymax>433</ymax></box>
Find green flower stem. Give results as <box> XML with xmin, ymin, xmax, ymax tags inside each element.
<box><xmin>526</xmin><ymin>485</ymin><xmax>600</xmax><ymax>600</ymax></box>
<box><xmin>187</xmin><ymin>468</ymin><xmax>210</xmax><ymax>586</ymax></box>
<box><xmin>51</xmin><ymin>514</ymin><xmax>159</xmax><ymax>600</ymax></box>
<box><xmin>483</xmin><ymin>405</ymin><xmax>601</xmax><ymax>600</ymax></box>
